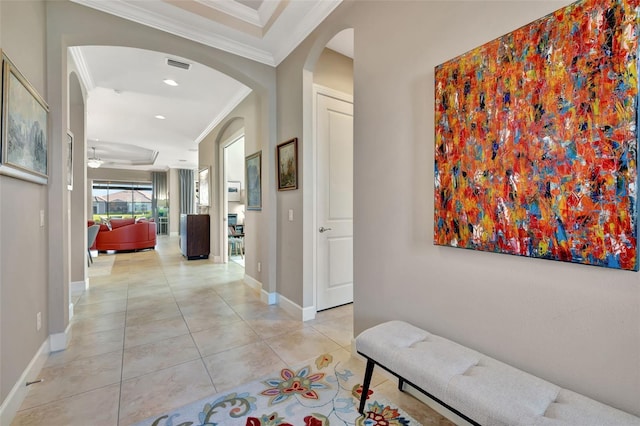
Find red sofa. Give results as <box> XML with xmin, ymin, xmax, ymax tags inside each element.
<box><xmin>89</xmin><ymin>218</ymin><xmax>156</xmax><ymax>252</ymax></box>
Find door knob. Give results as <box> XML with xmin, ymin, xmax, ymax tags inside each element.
<box><xmin>319</xmin><ymin>227</ymin><xmax>332</xmax><ymax>233</ymax></box>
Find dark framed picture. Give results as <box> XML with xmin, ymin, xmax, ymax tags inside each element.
<box><xmin>277</xmin><ymin>137</ymin><xmax>298</xmax><ymax>191</ymax></box>
<box><xmin>66</xmin><ymin>130</ymin><xmax>73</xmax><ymax>190</ymax></box>
<box><xmin>0</xmin><ymin>51</ymin><xmax>49</xmax><ymax>184</ymax></box>
<box><xmin>245</xmin><ymin>151</ymin><xmax>262</xmax><ymax>211</ymax></box>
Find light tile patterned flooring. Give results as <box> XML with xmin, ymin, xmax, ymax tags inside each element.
<box><xmin>12</xmin><ymin>236</ymin><xmax>453</xmax><ymax>425</ymax></box>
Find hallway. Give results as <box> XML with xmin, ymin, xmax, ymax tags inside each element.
<box><xmin>11</xmin><ymin>236</ymin><xmax>447</xmax><ymax>425</ymax></box>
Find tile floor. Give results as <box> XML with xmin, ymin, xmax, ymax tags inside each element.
<box><xmin>11</xmin><ymin>236</ymin><xmax>453</xmax><ymax>426</ymax></box>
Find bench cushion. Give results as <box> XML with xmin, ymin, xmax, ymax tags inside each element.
<box><xmin>356</xmin><ymin>320</ymin><xmax>640</xmax><ymax>426</ymax></box>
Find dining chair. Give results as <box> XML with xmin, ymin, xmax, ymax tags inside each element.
<box><xmin>87</xmin><ymin>224</ymin><xmax>101</xmax><ymax>266</ymax></box>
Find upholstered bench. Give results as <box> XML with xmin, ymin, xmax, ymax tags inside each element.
<box><xmin>355</xmin><ymin>320</ymin><xmax>640</xmax><ymax>426</ymax></box>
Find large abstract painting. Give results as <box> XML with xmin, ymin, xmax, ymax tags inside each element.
<box><xmin>434</xmin><ymin>0</ymin><xmax>639</xmax><ymax>270</ymax></box>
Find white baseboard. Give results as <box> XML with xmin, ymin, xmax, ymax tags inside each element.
<box><xmin>242</xmin><ymin>274</ymin><xmax>277</xmax><ymax>306</ymax></box>
<box><xmin>213</xmin><ymin>255</ymin><xmax>222</xmax><ymax>263</ymax></box>
<box><xmin>49</xmin><ymin>323</ymin><xmax>72</xmax><ymax>353</ymax></box>
<box><xmin>277</xmin><ymin>294</ymin><xmax>316</xmax><ymax>321</ymax></box>
<box><xmin>0</xmin><ymin>338</ymin><xmax>50</xmax><ymax>425</ymax></box>
<box><xmin>241</xmin><ymin>275</ymin><xmax>315</xmax><ymax>321</ymax></box>
<box><xmin>302</xmin><ymin>305</ymin><xmax>316</xmax><ymax>321</ymax></box>
<box><xmin>261</xmin><ymin>289</ymin><xmax>278</xmax><ymax>305</ymax></box>
<box><xmin>244</xmin><ymin>274</ymin><xmax>262</xmax><ymax>292</ymax></box>
<box><xmin>70</xmin><ymin>279</ymin><xmax>87</xmax><ymax>296</ymax></box>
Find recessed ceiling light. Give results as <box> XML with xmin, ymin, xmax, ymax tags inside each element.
<box><xmin>155</xmin><ymin>115</ymin><xmax>166</xmax><ymax>120</ymax></box>
<box><xmin>163</xmin><ymin>79</ymin><xmax>178</xmax><ymax>86</ymax></box>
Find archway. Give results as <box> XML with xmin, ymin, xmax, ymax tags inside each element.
<box><xmin>45</xmin><ymin>0</ymin><xmax>278</xmax><ymax>347</ymax></box>
<box><xmin>302</xmin><ymin>28</ymin><xmax>354</xmax><ymax>319</ymax></box>
<box><xmin>68</xmin><ymin>70</ymin><xmax>88</xmax><ymax>318</ymax></box>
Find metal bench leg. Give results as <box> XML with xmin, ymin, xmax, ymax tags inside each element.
<box><xmin>398</xmin><ymin>377</ymin><xmax>405</xmax><ymax>392</ymax></box>
<box><xmin>359</xmin><ymin>358</ymin><xmax>375</xmax><ymax>414</ymax></box>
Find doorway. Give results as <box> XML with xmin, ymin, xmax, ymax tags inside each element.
<box><xmin>302</xmin><ymin>29</ymin><xmax>355</xmax><ymax>318</ymax></box>
<box><xmin>222</xmin><ymin>134</ymin><xmax>246</xmax><ymax>267</ymax></box>
<box><xmin>315</xmin><ymin>88</ymin><xmax>354</xmax><ymax>311</ymax></box>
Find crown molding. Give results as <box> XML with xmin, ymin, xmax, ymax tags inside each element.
<box><xmin>68</xmin><ymin>46</ymin><xmax>95</xmax><ymax>91</ymax></box>
<box><xmin>72</xmin><ymin>0</ymin><xmax>276</xmax><ymax>65</ymax></box>
<box><xmin>72</xmin><ymin>0</ymin><xmax>343</xmax><ymax>66</ymax></box>
<box><xmin>195</xmin><ymin>86</ymin><xmax>252</xmax><ymax>144</ymax></box>
<box><xmin>272</xmin><ymin>0</ymin><xmax>342</xmax><ymax>65</ymax></box>
<box><xmin>196</xmin><ymin>0</ymin><xmax>263</xmax><ymax>26</ymax></box>
<box><xmin>257</xmin><ymin>0</ymin><xmax>282</xmax><ymax>28</ymax></box>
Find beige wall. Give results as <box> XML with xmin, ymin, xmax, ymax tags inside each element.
<box><xmin>274</xmin><ymin>0</ymin><xmax>639</xmax><ymax>416</ymax></box>
<box><xmin>199</xmin><ymin>92</ymin><xmax>266</xmax><ymax>281</ymax></box>
<box><xmin>69</xmin><ymin>69</ymin><xmax>87</xmax><ymax>286</ymax></box>
<box><xmin>3</xmin><ymin>0</ymin><xmax>639</xmax><ymax>420</ymax></box>
<box><xmin>308</xmin><ymin>0</ymin><xmax>638</xmax><ymax>416</ymax></box>
<box><xmin>1</xmin><ymin>0</ymin><xmax>276</xmax><ymax>411</ymax></box>
<box><xmin>46</xmin><ymin>0</ymin><xmax>277</xmax><ymax>297</ymax></box>
<box><xmin>276</xmin><ymin>39</ymin><xmax>355</xmax><ymax>307</ymax></box>
<box><xmin>315</xmin><ymin>48</ymin><xmax>354</xmax><ymax>96</ymax></box>
<box><xmin>0</xmin><ymin>0</ymin><xmax>48</xmax><ymax>402</ymax></box>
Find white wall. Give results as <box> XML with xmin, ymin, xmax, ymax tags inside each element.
<box><xmin>226</xmin><ymin>137</ymin><xmax>245</xmax><ymax>224</ymax></box>
<box><xmin>277</xmin><ymin>0</ymin><xmax>639</xmax><ymax>416</ymax></box>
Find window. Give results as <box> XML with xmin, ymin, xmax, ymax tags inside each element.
<box><xmin>92</xmin><ymin>181</ymin><xmax>152</xmax><ymax>221</ymax></box>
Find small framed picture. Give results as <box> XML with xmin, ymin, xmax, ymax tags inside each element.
<box><xmin>245</xmin><ymin>151</ymin><xmax>261</xmax><ymax>211</ymax></box>
<box><xmin>277</xmin><ymin>137</ymin><xmax>298</xmax><ymax>191</ymax></box>
<box><xmin>228</xmin><ymin>180</ymin><xmax>241</xmax><ymax>202</ymax></box>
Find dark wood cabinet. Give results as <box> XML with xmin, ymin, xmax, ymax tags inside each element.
<box><xmin>180</xmin><ymin>214</ymin><xmax>210</xmax><ymax>260</ymax></box>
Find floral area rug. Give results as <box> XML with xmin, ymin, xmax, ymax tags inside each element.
<box><xmin>134</xmin><ymin>353</ymin><xmax>422</xmax><ymax>426</ymax></box>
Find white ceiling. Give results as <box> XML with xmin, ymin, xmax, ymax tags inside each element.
<box><xmin>70</xmin><ymin>0</ymin><xmax>352</xmax><ymax>172</ymax></box>
<box><xmin>73</xmin><ymin>46</ymin><xmax>251</xmax><ymax>170</ymax></box>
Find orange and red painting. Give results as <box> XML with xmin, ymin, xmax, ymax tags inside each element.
<box><xmin>434</xmin><ymin>0</ymin><xmax>639</xmax><ymax>270</ymax></box>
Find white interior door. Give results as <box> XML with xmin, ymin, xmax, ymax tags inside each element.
<box><xmin>316</xmin><ymin>92</ymin><xmax>354</xmax><ymax>311</ymax></box>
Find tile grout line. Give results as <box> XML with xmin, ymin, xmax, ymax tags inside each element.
<box><xmin>166</xmin><ymin>268</ymin><xmax>219</xmax><ymax>394</ymax></box>
<box><xmin>117</xmin><ymin>251</ymin><xmax>131</xmax><ymax>426</ymax></box>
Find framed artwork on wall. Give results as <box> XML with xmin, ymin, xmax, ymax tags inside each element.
<box><xmin>66</xmin><ymin>130</ymin><xmax>73</xmax><ymax>190</ymax></box>
<box><xmin>228</xmin><ymin>181</ymin><xmax>241</xmax><ymax>202</ymax></box>
<box><xmin>277</xmin><ymin>137</ymin><xmax>298</xmax><ymax>191</ymax></box>
<box><xmin>433</xmin><ymin>0</ymin><xmax>639</xmax><ymax>271</ymax></box>
<box><xmin>0</xmin><ymin>51</ymin><xmax>49</xmax><ymax>184</ymax></box>
<box><xmin>246</xmin><ymin>151</ymin><xmax>262</xmax><ymax>211</ymax></box>
<box><xmin>199</xmin><ymin>167</ymin><xmax>210</xmax><ymax>207</ymax></box>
